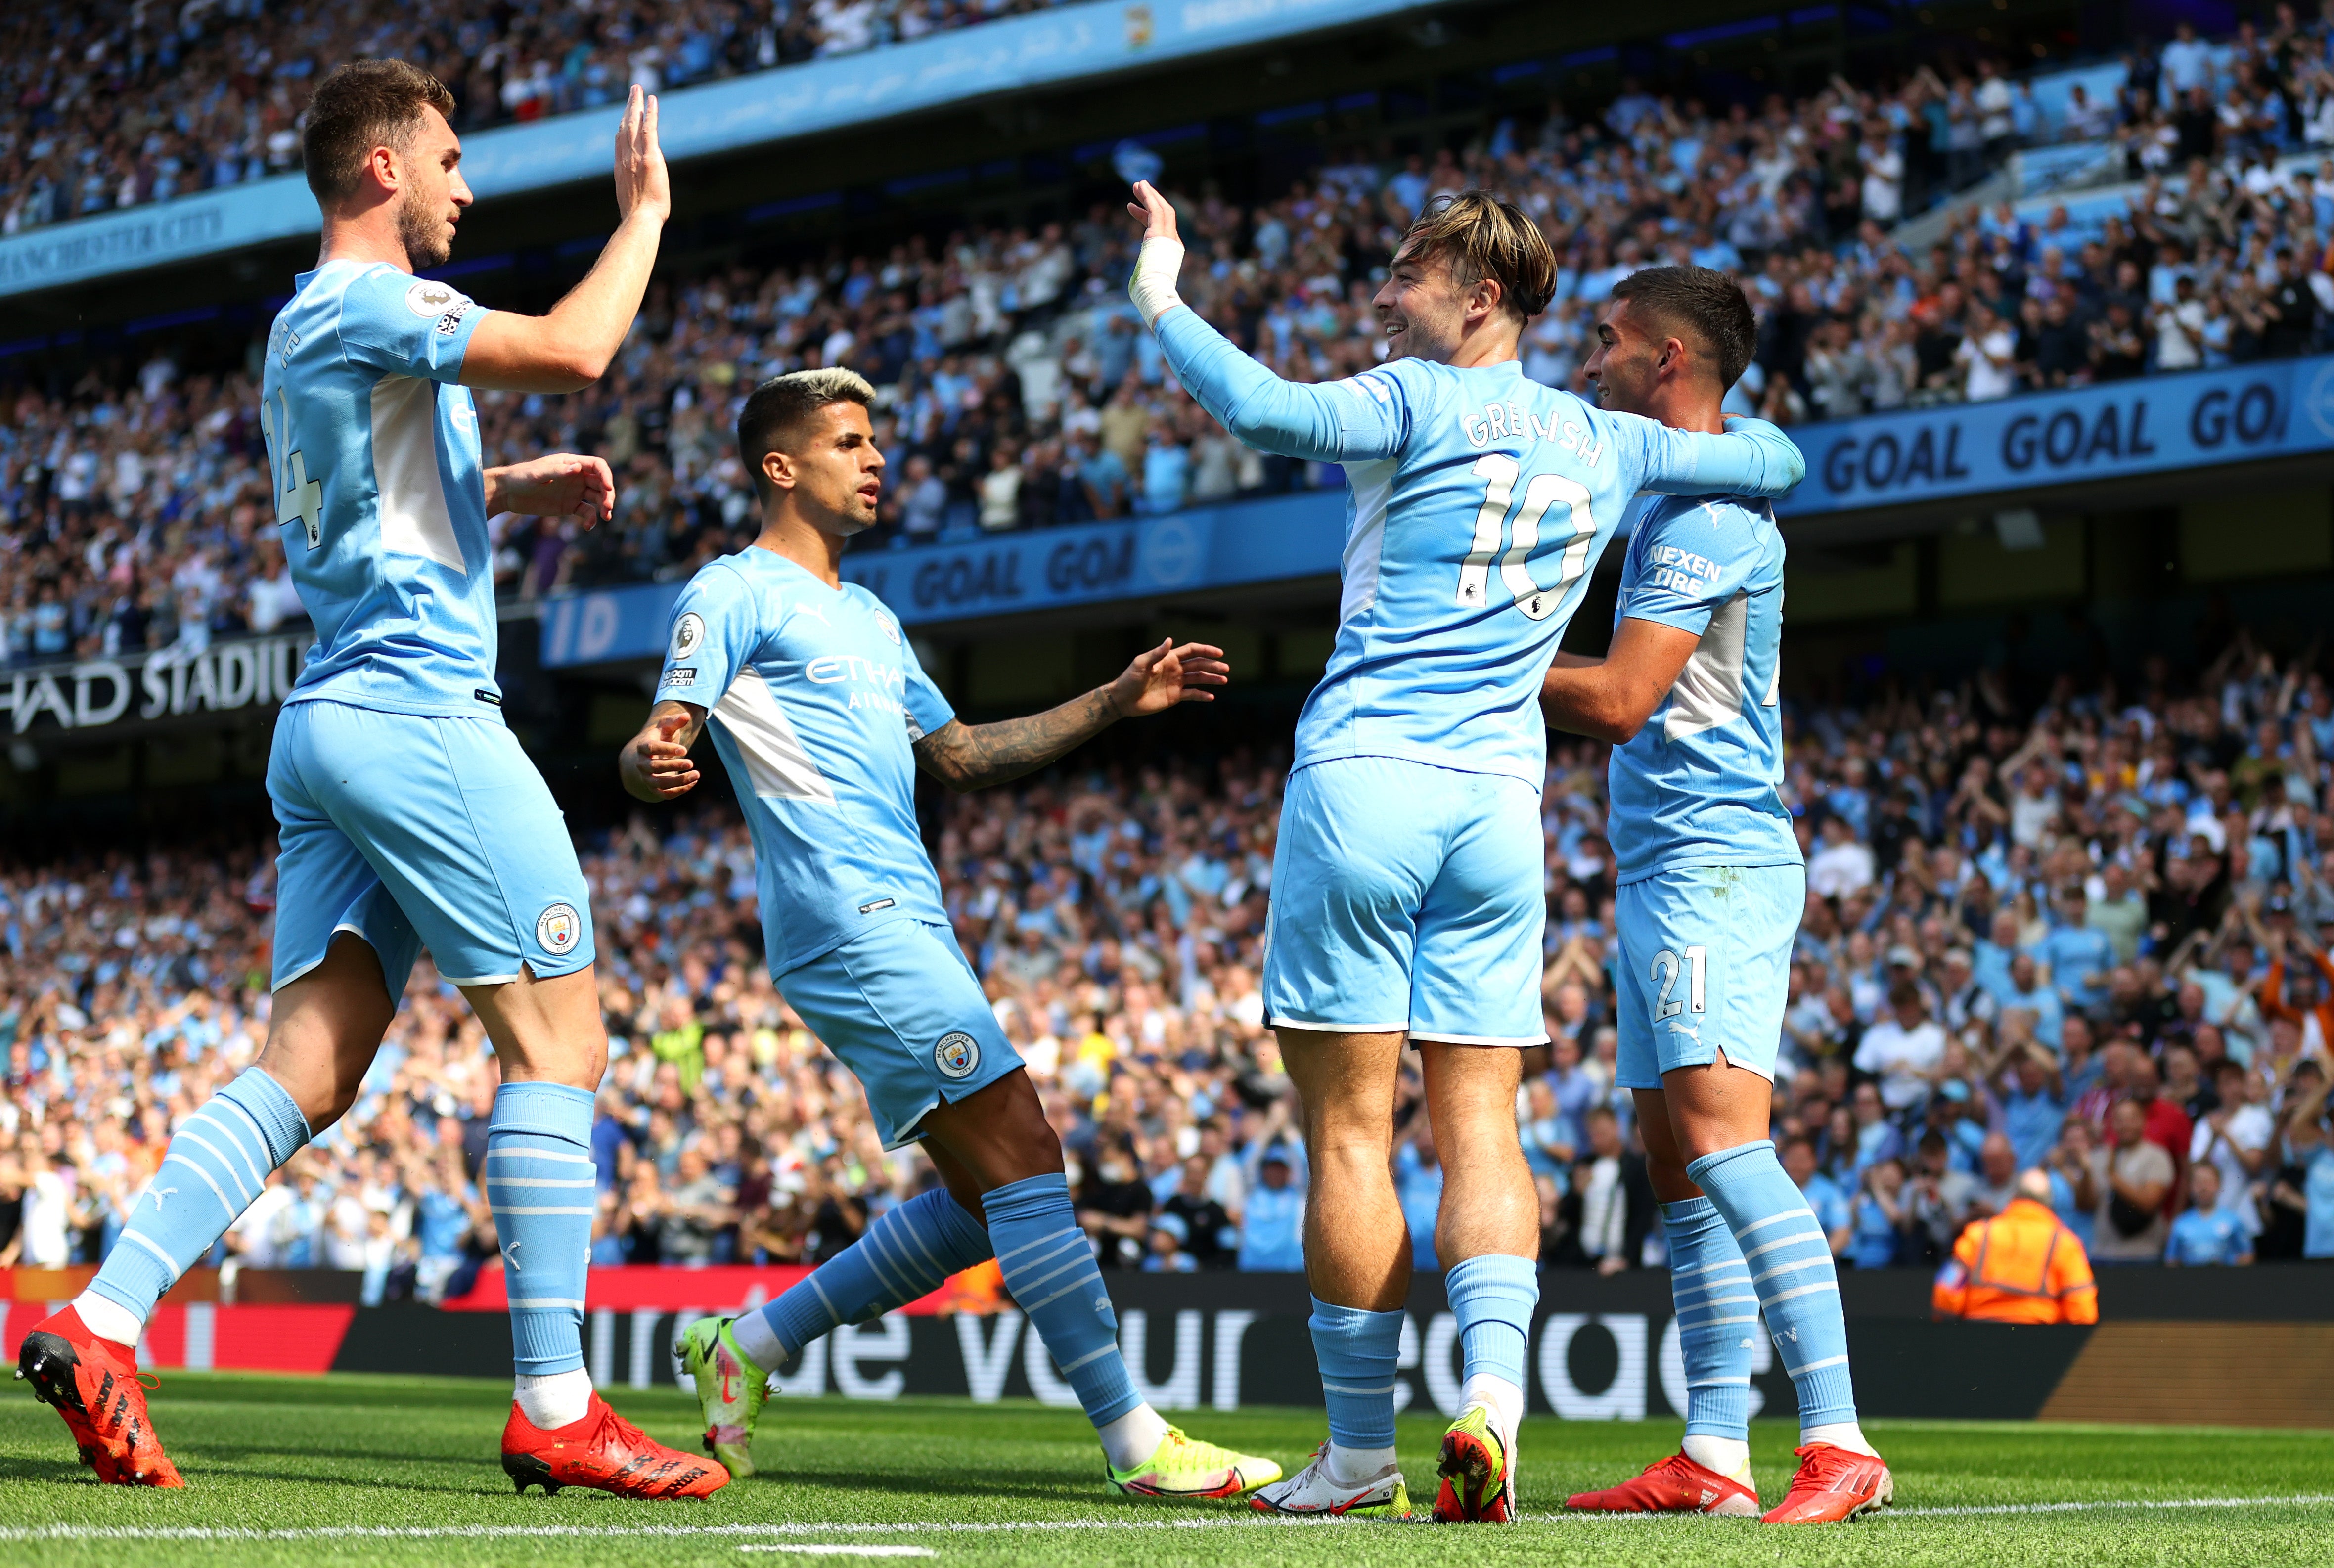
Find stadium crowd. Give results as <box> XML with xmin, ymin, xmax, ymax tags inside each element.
<box><xmin>0</xmin><ymin>617</ymin><xmax>2331</xmax><ymax>1289</ymax></box>
<box><xmin>2</xmin><ymin>11</ymin><xmax>2334</xmax><ymax>1287</ymax></box>
<box><xmin>0</xmin><ymin>0</ymin><xmax>1078</xmax><ymax>230</ymax></box>
<box><xmin>13</xmin><ymin>15</ymin><xmax>2334</xmax><ymax>664</ymax></box>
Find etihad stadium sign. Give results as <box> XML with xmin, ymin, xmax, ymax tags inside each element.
<box><xmin>0</xmin><ymin>634</ymin><xmax>308</xmax><ymax>737</ymax></box>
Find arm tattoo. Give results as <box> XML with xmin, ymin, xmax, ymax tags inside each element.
<box><xmin>913</xmin><ymin>687</ymin><xmax>1121</xmax><ymax>793</ymax></box>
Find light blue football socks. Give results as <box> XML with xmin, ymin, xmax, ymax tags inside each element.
<box><xmin>1686</xmin><ymin>1140</ymin><xmax>1862</xmax><ymax>1442</ymax></box>
<box><xmin>735</xmin><ymin>1186</ymin><xmax>993</xmax><ymax>1367</ymax></box>
<box><xmin>81</xmin><ymin>1066</ymin><xmax>313</xmax><ymax>1339</ymax></box>
<box><xmin>982</xmin><ymin>1173</ymin><xmax>1141</xmax><ymax>1427</ymax></box>
<box><xmin>1445</xmin><ymin>1253</ymin><xmax>1537</xmax><ymax>1386</ymax></box>
<box><xmin>1663</xmin><ymin>1196</ymin><xmax>1756</xmax><ymax>1441</ymax></box>
<box><xmin>1662</xmin><ymin>1194</ymin><xmax>1756</xmax><ymax>1478</ymax></box>
<box><xmin>1444</xmin><ymin>1251</ymin><xmax>1537</xmax><ymax>1435</ymax></box>
<box><xmin>484</xmin><ymin>1081</ymin><xmax>597</xmax><ymax>1378</ymax></box>
<box><xmin>1310</xmin><ymin>1296</ymin><xmax>1405</xmax><ymax>1475</ymax></box>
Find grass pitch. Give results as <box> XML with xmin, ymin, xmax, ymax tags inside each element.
<box><xmin>0</xmin><ymin>1374</ymin><xmax>2328</xmax><ymax>1568</ymax></box>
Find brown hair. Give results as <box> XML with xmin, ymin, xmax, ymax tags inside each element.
<box><xmin>1396</xmin><ymin>190</ymin><xmax>1556</xmax><ymax>321</ymax></box>
<box><xmin>302</xmin><ymin>59</ymin><xmax>457</xmax><ymax>206</ymax></box>
<box><xmin>1608</xmin><ymin>265</ymin><xmax>1758</xmax><ymax>390</ymax></box>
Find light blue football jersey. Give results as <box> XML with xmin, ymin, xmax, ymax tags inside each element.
<box><xmin>259</xmin><ymin>260</ymin><xmax>498</xmax><ymax>717</ymax></box>
<box><xmin>1604</xmin><ymin>493</ymin><xmax>1800</xmax><ymax>883</ymax></box>
<box><xmin>656</xmin><ymin>549</ymin><xmax>955</xmax><ymax>974</ymax></box>
<box><xmin>1152</xmin><ymin>311</ymin><xmax>1806</xmax><ymax>786</ymax></box>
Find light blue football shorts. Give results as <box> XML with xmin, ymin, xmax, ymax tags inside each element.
<box><xmin>775</xmin><ymin>918</ymin><xmax>1024</xmax><ymax>1150</ymax></box>
<box><xmin>1261</xmin><ymin>755</ymin><xmax>1547</xmax><ymax>1047</ymax></box>
<box><xmin>1613</xmin><ymin>863</ymin><xmax>1803</xmax><ymax>1090</ymax></box>
<box><xmin>268</xmin><ymin>699</ymin><xmax>597</xmax><ymax>998</ymax></box>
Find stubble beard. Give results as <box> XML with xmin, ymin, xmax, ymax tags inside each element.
<box><xmin>397</xmin><ymin>184</ymin><xmax>452</xmax><ymax>270</ymax></box>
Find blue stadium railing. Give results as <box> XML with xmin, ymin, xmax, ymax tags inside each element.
<box><xmin>1</xmin><ymin>351</ymin><xmax>2324</xmax><ymax>740</ymax></box>
<box><xmin>536</xmin><ymin>351</ymin><xmax>2334</xmax><ymax>661</ymax></box>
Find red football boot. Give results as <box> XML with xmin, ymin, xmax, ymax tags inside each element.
<box><xmin>14</xmin><ymin>1305</ymin><xmax>184</xmax><ymax>1487</ymax></box>
<box><xmin>501</xmin><ymin>1392</ymin><xmax>730</xmax><ymax>1498</ymax></box>
<box><xmin>1566</xmin><ymin>1451</ymin><xmax>1759</xmax><ymax>1517</ymax></box>
<box><xmin>1761</xmin><ymin>1441</ymin><xmax>1892</xmax><ymax>1523</ymax></box>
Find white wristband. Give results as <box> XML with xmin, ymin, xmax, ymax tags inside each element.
<box><xmin>1128</xmin><ymin>235</ymin><xmax>1186</xmax><ymax>329</ymax></box>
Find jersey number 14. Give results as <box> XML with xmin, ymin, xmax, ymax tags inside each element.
<box><xmin>1456</xmin><ymin>452</ymin><xmax>1595</xmax><ymax>621</ymax></box>
<box><xmin>259</xmin><ymin>389</ymin><xmax>325</xmax><ymax>550</ymax></box>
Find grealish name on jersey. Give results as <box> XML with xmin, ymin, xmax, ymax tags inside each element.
<box><xmin>1457</xmin><ymin>398</ymin><xmax>1606</xmax><ymax>464</ymax></box>
<box><xmin>1147</xmin><ymin>306</ymin><xmax>1807</xmax><ymax>790</ymax></box>
<box><xmin>1302</xmin><ymin>357</ymin><xmax>1806</xmax><ymax>787</ymax></box>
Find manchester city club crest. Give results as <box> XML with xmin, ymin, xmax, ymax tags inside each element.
<box><xmin>537</xmin><ymin>902</ymin><xmax>582</xmax><ymax>957</ymax></box>
<box><xmin>933</xmin><ymin>1031</ymin><xmax>981</xmax><ymax>1079</ymax></box>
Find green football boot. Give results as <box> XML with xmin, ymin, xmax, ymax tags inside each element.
<box><xmin>674</xmin><ymin>1315</ymin><xmax>770</xmax><ymax>1477</ymax></box>
<box><xmin>1106</xmin><ymin>1425</ymin><xmax>1285</xmax><ymax>1499</ymax></box>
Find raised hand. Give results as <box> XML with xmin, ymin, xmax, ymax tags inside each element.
<box><xmin>1125</xmin><ymin>179</ymin><xmax>1181</xmax><ymax>244</ymax></box>
<box><xmin>1123</xmin><ymin>182</ymin><xmax>1187</xmax><ymax>328</ymax></box>
<box><xmin>614</xmin><ymin>83</ymin><xmax>671</xmax><ymax>225</ymax></box>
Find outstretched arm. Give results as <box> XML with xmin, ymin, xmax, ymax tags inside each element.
<box><xmin>1126</xmin><ymin>182</ymin><xmax>1404</xmax><ymax>464</ymax></box>
<box><xmin>1627</xmin><ymin>412</ymin><xmax>1807</xmax><ymax>499</ymax></box>
<box><xmin>462</xmin><ymin>87</ymin><xmax>670</xmax><ymax>393</ymax></box>
<box><xmin>915</xmin><ymin>638</ymin><xmax>1227</xmax><ymax>792</ymax></box>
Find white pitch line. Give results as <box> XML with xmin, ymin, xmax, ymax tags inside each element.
<box><xmin>739</xmin><ymin>1549</ymin><xmax>937</xmax><ymax>1558</ymax></box>
<box><xmin>1886</xmin><ymin>1493</ymin><xmax>2334</xmax><ymax>1520</ymax></box>
<box><xmin>0</xmin><ymin>1494</ymin><xmax>2328</xmax><ymax>1544</ymax></box>
<box><xmin>0</xmin><ymin>1520</ymin><xmax>1353</xmax><ymax>1544</ymax></box>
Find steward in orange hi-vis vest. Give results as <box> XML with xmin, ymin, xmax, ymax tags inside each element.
<box><xmin>1931</xmin><ymin>1184</ymin><xmax>2099</xmax><ymax>1325</ymax></box>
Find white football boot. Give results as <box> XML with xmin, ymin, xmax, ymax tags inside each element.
<box><xmin>1248</xmin><ymin>1441</ymin><xmax>1412</xmax><ymax>1517</ymax></box>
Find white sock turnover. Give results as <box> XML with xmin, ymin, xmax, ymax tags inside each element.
<box><xmin>730</xmin><ymin>1310</ymin><xmax>787</xmax><ymax>1372</ymax></box>
<box><xmin>514</xmin><ymin>1368</ymin><xmax>595</xmax><ymax>1430</ymax></box>
<box><xmin>70</xmin><ymin>1292</ymin><xmax>144</xmax><ymax>1350</ymax></box>
<box><xmin>1681</xmin><ymin>1433</ymin><xmax>1753</xmax><ymax>1484</ymax></box>
<box><xmin>1325</xmin><ymin>1441</ymin><xmax>1399</xmax><ymax>1485</ymax></box>
<box><xmin>1460</xmin><ymin>1371</ymin><xmax>1525</xmax><ymax>1441</ymax></box>
<box><xmin>1801</xmin><ymin>1420</ymin><xmax>1878</xmax><ymax>1458</ymax></box>
<box><xmin>1097</xmin><ymin>1403</ymin><xmax>1170</xmax><ymax>1472</ymax></box>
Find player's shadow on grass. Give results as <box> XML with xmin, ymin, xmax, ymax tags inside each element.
<box><xmin>172</xmin><ymin>1384</ymin><xmax>514</xmax><ymax>1414</ymax></box>
<box><xmin>0</xmin><ymin>1453</ymin><xmax>119</xmax><ymax>1486</ymax></box>
<box><xmin>164</xmin><ymin>1443</ymin><xmax>511</xmax><ymax>1495</ymax></box>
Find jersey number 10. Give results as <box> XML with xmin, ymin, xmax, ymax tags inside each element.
<box><xmin>1456</xmin><ymin>452</ymin><xmax>1596</xmax><ymax>621</ymax></box>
